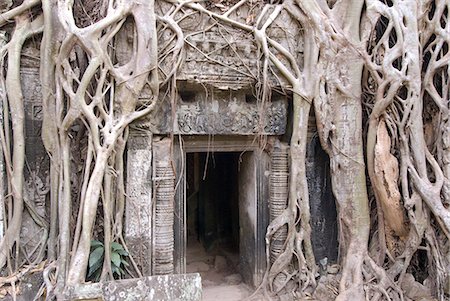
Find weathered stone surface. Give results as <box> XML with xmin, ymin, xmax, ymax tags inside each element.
<box><xmin>1</xmin><ymin>273</ymin><xmax>44</xmax><ymax>301</ymax></box>
<box><xmin>156</xmin><ymin>3</ymin><xmax>302</xmax><ymax>90</ymax></box>
<box><xmin>102</xmin><ymin>274</ymin><xmax>202</xmax><ymax>301</ymax></box>
<box><xmin>64</xmin><ymin>283</ymin><xmax>103</xmax><ymax>301</ymax></box>
<box><xmin>312</xmin><ymin>275</ymin><xmax>340</xmax><ymax>301</ymax></box>
<box><xmin>445</xmin><ymin>275</ymin><xmax>450</xmax><ymax>296</ymax></box>
<box><xmin>306</xmin><ymin>135</ymin><xmax>338</xmax><ymax>264</ymax></box>
<box><xmin>269</xmin><ymin>143</ymin><xmax>289</xmax><ymax>266</ymax></box>
<box><xmin>401</xmin><ymin>273</ymin><xmax>433</xmax><ymax>301</ymax></box>
<box><xmin>125</xmin><ymin>131</ymin><xmax>153</xmax><ymax>275</ymax></box>
<box><xmin>20</xmin><ymin>65</ymin><xmax>50</xmax><ymax>261</ymax></box>
<box><xmin>141</xmin><ymin>86</ymin><xmax>288</xmax><ymax>136</ymax></box>
<box><xmin>151</xmin><ymin>138</ymin><xmax>176</xmax><ymax>275</ymax></box>
<box><xmin>67</xmin><ymin>274</ymin><xmax>202</xmax><ymax>301</ymax></box>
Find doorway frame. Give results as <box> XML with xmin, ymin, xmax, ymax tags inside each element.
<box><xmin>173</xmin><ymin>135</ymin><xmax>270</xmax><ymax>287</ymax></box>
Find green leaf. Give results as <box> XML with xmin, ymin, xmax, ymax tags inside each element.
<box><xmin>111</xmin><ymin>252</ymin><xmax>121</xmax><ymax>268</ymax></box>
<box><xmin>111</xmin><ymin>242</ymin><xmax>124</xmax><ymax>251</ymax></box>
<box><xmin>87</xmin><ymin>259</ymin><xmax>103</xmax><ymax>278</ymax></box>
<box><xmin>118</xmin><ymin>267</ymin><xmax>125</xmax><ymax>276</ymax></box>
<box><xmin>122</xmin><ymin>260</ymin><xmax>130</xmax><ymax>267</ymax></box>
<box><xmin>89</xmin><ymin>246</ymin><xmax>104</xmax><ymax>268</ymax></box>
<box><xmin>115</xmin><ymin>249</ymin><xmax>129</xmax><ymax>256</ymax></box>
<box><xmin>91</xmin><ymin>240</ymin><xmax>103</xmax><ymax>249</ymax></box>
<box><xmin>111</xmin><ymin>264</ymin><xmax>120</xmax><ymax>276</ymax></box>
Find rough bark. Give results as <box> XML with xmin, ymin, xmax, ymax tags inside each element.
<box><xmin>0</xmin><ymin>1</ymin><xmax>448</xmax><ymax>300</ymax></box>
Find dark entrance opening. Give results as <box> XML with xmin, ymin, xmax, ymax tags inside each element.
<box><xmin>185</xmin><ymin>152</ymin><xmax>241</xmax><ymax>284</ymax></box>
<box><xmin>306</xmin><ymin>135</ymin><xmax>339</xmax><ymax>264</ymax></box>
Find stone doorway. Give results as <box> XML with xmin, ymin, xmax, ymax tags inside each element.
<box><xmin>185</xmin><ymin>152</ymin><xmax>241</xmax><ymax>286</ymax></box>
<box><xmin>172</xmin><ymin>136</ymin><xmax>270</xmax><ymax>288</ymax></box>
<box><xmin>186</xmin><ymin>152</ymin><xmax>240</xmax><ymax>253</ymax></box>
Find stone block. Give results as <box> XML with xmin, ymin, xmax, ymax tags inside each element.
<box><xmin>67</xmin><ymin>274</ymin><xmax>202</xmax><ymax>301</ymax></box>
<box><xmin>102</xmin><ymin>274</ymin><xmax>202</xmax><ymax>301</ymax></box>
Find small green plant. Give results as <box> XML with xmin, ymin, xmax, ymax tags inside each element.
<box><xmin>87</xmin><ymin>240</ymin><xmax>130</xmax><ymax>281</ymax></box>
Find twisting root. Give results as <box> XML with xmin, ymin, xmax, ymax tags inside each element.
<box><xmin>0</xmin><ymin>3</ymin><xmax>43</xmax><ymax>270</ymax></box>
<box><xmin>0</xmin><ymin>1</ymin><xmax>448</xmax><ymax>300</ymax></box>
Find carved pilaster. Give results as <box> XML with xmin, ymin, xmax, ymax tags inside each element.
<box><xmin>125</xmin><ymin>131</ymin><xmax>153</xmax><ymax>275</ymax></box>
<box><xmin>269</xmin><ymin>142</ymin><xmax>289</xmax><ymax>264</ymax></box>
<box><xmin>152</xmin><ymin>137</ymin><xmax>175</xmax><ymax>275</ymax></box>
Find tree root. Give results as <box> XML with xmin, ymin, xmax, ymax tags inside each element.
<box><xmin>0</xmin><ymin>1</ymin><xmax>448</xmax><ymax>300</ymax></box>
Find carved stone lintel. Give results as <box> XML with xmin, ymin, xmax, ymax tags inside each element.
<box><xmin>140</xmin><ymin>89</ymin><xmax>288</xmax><ymax>136</ymax></box>
<box><xmin>175</xmin><ymin>98</ymin><xmax>287</xmax><ymax>135</ymax></box>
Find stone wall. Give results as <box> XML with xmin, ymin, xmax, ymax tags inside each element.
<box><xmin>157</xmin><ymin>2</ymin><xmax>303</xmax><ymax>90</ymax></box>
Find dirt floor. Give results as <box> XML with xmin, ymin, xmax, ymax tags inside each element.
<box><xmin>186</xmin><ymin>238</ymin><xmax>263</xmax><ymax>301</ymax></box>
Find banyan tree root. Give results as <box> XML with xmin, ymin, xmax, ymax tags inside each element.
<box><xmin>295</xmin><ymin>0</ymin><xmax>377</xmax><ymax>298</ymax></box>
<box><xmin>179</xmin><ymin>2</ymin><xmax>319</xmax><ymax>296</ymax></box>
<box><xmin>0</xmin><ymin>2</ymin><xmax>44</xmax><ymax>271</ymax></box>
<box><xmin>53</xmin><ymin>0</ymin><xmax>160</xmax><ymax>286</ymax></box>
<box><xmin>0</xmin><ymin>1</ymin><xmax>448</xmax><ymax>300</ymax></box>
<box><xmin>363</xmin><ymin>0</ymin><xmax>450</xmax><ymax>299</ymax></box>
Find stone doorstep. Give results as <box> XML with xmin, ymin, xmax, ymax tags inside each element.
<box><xmin>65</xmin><ymin>273</ymin><xmax>202</xmax><ymax>301</ymax></box>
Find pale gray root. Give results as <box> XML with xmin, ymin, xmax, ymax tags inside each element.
<box><xmin>0</xmin><ymin>1</ymin><xmax>448</xmax><ymax>301</ymax></box>
<box><xmin>40</xmin><ymin>0</ymin><xmax>61</xmax><ymax>263</ymax></box>
<box><xmin>295</xmin><ymin>0</ymin><xmax>376</xmax><ymax>299</ymax></box>
<box><xmin>0</xmin><ymin>12</ymin><xmax>43</xmax><ymax>271</ymax></box>
<box><xmin>61</xmin><ymin>0</ymin><xmax>160</xmax><ymax>285</ymax></box>
<box><xmin>363</xmin><ymin>0</ymin><xmax>449</xmax><ymax>299</ymax></box>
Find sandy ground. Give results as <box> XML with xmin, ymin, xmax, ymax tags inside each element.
<box><xmin>202</xmin><ymin>284</ymin><xmax>256</xmax><ymax>301</ymax></box>
<box><xmin>186</xmin><ymin>238</ymin><xmax>263</xmax><ymax>301</ymax></box>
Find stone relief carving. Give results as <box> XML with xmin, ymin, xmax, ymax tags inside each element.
<box><xmin>125</xmin><ymin>133</ymin><xmax>153</xmax><ymax>275</ymax></box>
<box><xmin>175</xmin><ymin>98</ymin><xmax>286</xmax><ymax>135</ymax></box>
<box><xmin>139</xmin><ymin>88</ymin><xmax>288</xmax><ymax>136</ymax></box>
<box><xmin>20</xmin><ymin>167</ymin><xmax>50</xmax><ymax>261</ymax></box>
<box><xmin>24</xmin><ymin>170</ymin><xmax>49</xmax><ymax>216</ymax></box>
<box><xmin>156</xmin><ymin>2</ymin><xmax>303</xmax><ymax>90</ymax></box>
<box><xmin>17</xmin><ymin>58</ymin><xmax>50</xmax><ymax>259</ymax></box>
<box><xmin>148</xmin><ymin>3</ymin><xmax>297</xmax><ymax>136</ymax></box>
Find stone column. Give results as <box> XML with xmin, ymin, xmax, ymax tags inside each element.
<box><xmin>125</xmin><ymin>131</ymin><xmax>153</xmax><ymax>275</ymax></box>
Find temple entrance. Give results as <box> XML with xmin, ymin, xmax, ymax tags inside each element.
<box><xmin>187</xmin><ymin>152</ymin><xmax>239</xmax><ymax>254</ymax></box>
<box><xmin>185</xmin><ymin>152</ymin><xmax>241</xmax><ymax>287</ymax></box>
<box><xmin>169</xmin><ymin>136</ymin><xmax>270</xmax><ymax>289</ymax></box>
